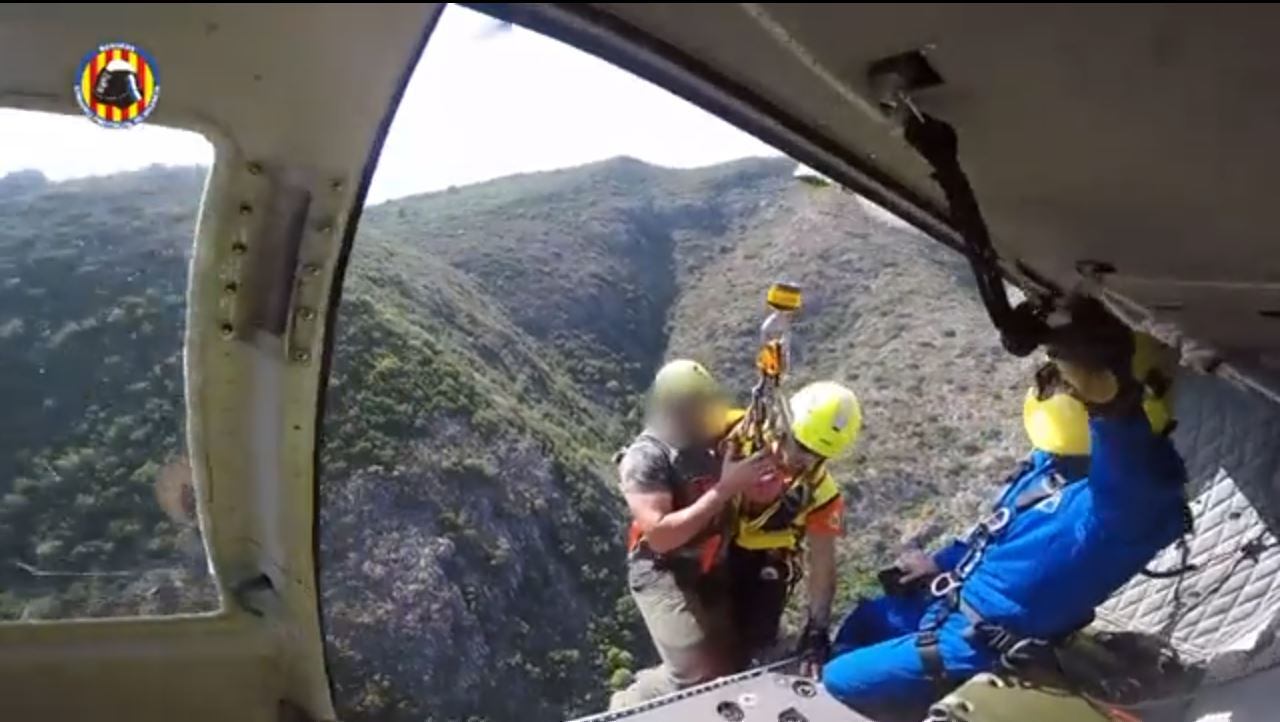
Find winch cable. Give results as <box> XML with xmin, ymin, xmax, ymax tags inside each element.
<box><xmin>900</xmin><ymin>108</ymin><xmax>1048</xmax><ymax>357</ymax></box>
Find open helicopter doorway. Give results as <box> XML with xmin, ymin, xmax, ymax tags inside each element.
<box><xmin>312</xmin><ymin>5</ymin><xmax>1057</xmax><ymax>721</ymax></box>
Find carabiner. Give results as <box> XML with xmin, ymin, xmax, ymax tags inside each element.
<box><xmin>982</xmin><ymin>507</ymin><xmax>1012</xmax><ymax>535</ymax></box>
<box><xmin>931</xmin><ymin>572</ymin><xmax>960</xmax><ymax>598</ymax></box>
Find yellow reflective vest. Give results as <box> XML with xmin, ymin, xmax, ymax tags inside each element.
<box><xmin>733</xmin><ymin>467</ymin><xmax>841</xmax><ymax>551</ymax></box>
<box><xmin>721</xmin><ymin>406</ymin><xmax>844</xmax><ymax>551</ymax></box>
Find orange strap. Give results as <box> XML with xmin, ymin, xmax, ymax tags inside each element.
<box><xmin>1106</xmin><ymin>708</ymin><xmax>1142</xmax><ymax>722</ymax></box>
<box><xmin>627</xmin><ymin>522</ymin><xmax>723</xmax><ymax>575</ymax></box>
<box><xmin>627</xmin><ymin>521</ymin><xmax>644</xmax><ymax>552</ymax></box>
<box><xmin>697</xmin><ymin>534</ymin><xmax>723</xmax><ymax>574</ymax></box>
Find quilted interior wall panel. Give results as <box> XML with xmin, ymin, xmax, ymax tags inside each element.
<box><xmin>1097</xmin><ymin>372</ymin><xmax>1280</xmax><ymax>681</ymax></box>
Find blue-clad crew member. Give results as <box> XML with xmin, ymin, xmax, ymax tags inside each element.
<box><xmin>822</xmin><ymin>300</ymin><xmax>1187</xmax><ymax>719</ymax></box>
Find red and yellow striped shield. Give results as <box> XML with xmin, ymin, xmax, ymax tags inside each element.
<box><xmin>74</xmin><ymin>42</ymin><xmax>161</xmax><ymax>128</ymax></box>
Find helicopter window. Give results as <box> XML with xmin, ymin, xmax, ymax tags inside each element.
<box><xmin>0</xmin><ymin>108</ymin><xmax>218</xmax><ymax>620</ymax></box>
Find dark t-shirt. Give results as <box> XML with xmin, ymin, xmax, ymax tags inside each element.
<box><xmin>619</xmin><ymin>433</ymin><xmax>720</xmax><ymax>504</ymax></box>
<box><xmin>619</xmin><ymin>432</ymin><xmax>724</xmax><ymax>570</ymax></box>
<box><xmin>618</xmin><ymin>437</ymin><xmax>674</xmax><ymax>495</ymax></box>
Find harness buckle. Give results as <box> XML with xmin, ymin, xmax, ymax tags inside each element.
<box><xmin>914</xmin><ymin>628</ymin><xmax>949</xmax><ymax>691</ymax></box>
<box><xmin>982</xmin><ymin>507</ymin><xmax>1012</xmax><ymax>534</ymax></box>
<box><xmin>930</xmin><ymin>572</ymin><xmax>960</xmax><ymax>598</ymax></box>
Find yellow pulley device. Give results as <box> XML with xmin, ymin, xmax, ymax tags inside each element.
<box><xmin>732</xmin><ymin>282</ymin><xmax>803</xmax><ymax>457</ymax></box>
<box><xmin>766</xmin><ymin>282</ymin><xmax>802</xmax><ymax>312</ymax></box>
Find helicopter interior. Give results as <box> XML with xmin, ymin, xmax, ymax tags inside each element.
<box><xmin>1</xmin><ymin>3</ymin><xmax>1279</xmax><ymax>722</ymax></box>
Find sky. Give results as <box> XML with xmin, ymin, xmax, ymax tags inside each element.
<box><xmin>0</xmin><ymin>6</ymin><xmax>780</xmax><ymax>204</ymax></box>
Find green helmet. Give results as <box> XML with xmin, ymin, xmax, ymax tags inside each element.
<box><xmin>651</xmin><ymin>359</ymin><xmax>719</xmax><ymax>405</ymax></box>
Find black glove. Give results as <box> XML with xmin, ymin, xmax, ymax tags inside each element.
<box><xmin>877</xmin><ymin>565</ymin><xmax>930</xmax><ymax>597</ymax></box>
<box><xmin>1042</xmin><ymin>298</ymin><xmax>1142</xmax><ymax>415</ymax></box>
<box><xmin>796</xmin><ymin>619</ymin><xmax>831</xmax><ymax>678</ymax></box>
<box><xmin>1045</xmin><ymin>298</ymin><xmax>1133</xmax><ymax>374</ymax></box>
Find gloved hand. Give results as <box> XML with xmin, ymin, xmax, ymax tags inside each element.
<box><xmin>796</xmin><ymin>619</ymin><xmax>831</xmax><ymax>679</ymax></box>
<box><xmin>895</xmin><ymin>548</ymin><xmax>941</xmax><ymax>585</ymax></box>
<box><xmin>1043</xmin><ymin>298</ymin><xmax>1141</xmax><ymax>414</ymax></box>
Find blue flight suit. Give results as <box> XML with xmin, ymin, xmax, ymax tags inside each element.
<box><xmin>823</xmin><ymin>412</ymin><xmax>1187</xmax><ymax>715</ymax></box>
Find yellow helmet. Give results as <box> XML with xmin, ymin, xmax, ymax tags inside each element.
<box><xmin>651</xmin><ymin>359</ymin><xmax>719</xmax><ymax>405</ymax></box>
<box><xmin>789</xmin><ymin>381</ymin><xmax>862</xmax><ymax>459</ymax></box>
<box><xmin>1023</xmin><ymin>333</ymin><xmax>1176</xmax><ymax>456</ymax></box>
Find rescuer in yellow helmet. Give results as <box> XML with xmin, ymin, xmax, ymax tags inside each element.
<box><xmin>824</xmin><ymin>298</ymin><xmax>1187</xmax><ymax>720</ymax></box>
<box><xmin>728</xmin><ymin>380</ymin><xmax>862</xmax><ymax>677</ymax></box>
<box><xmin>610</xmin><ymin>359</ymin><xmax>772</xmax><ymax>710</ymax></box>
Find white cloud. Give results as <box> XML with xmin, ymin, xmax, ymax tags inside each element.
<box><xmin>0</xmin><ymin>6</ymin><xmax>779</xmax><ymax>202</ymax></box>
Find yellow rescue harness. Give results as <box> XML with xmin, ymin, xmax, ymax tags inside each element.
<box><xmin>735</xmin><ymin>467</ymin><xmax>840</xmax><ymax>551</ymax></box>
<box><xmin>725</xmin><ymin>281</ymin><xmax>840</xmax><ymax>552</ymax></box>
<box><xmin>725</xmin><ymin>406</ymin><xmax>841</xmax><ymax>552</ymax></box>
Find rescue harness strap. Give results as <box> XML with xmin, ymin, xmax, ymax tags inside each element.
<box><xmin>915</xmin><ymin>470</ymin><xmax>1088</xmax><ymax>686</ymax></box>
<box><xmin>915</xmin><ymin>625</ymin><xmax>949</xmax><ymax>695</ymax></box>
<box><xmin>732</xmin><ymin>378</ymin><xmax>828</xmax><ymax>544</ymax></box>
<box><xmin>902</xmin><ymin>112</ymin><xmax>1047</xmax><ymax>357</ymax></box>
<box><xmin>737</xmin><ymin>463</ymin><xmax>825</xmax><ymax>535</ymax></box>
<box><xmin>996</xmin><ymin>453</ymin><xmax>1198</xmax><ymax>581</ymax></box>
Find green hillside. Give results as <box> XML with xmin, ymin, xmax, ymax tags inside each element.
<box><xmin>320</xmin><ymin>208</ymin><xmax>638</xmax><ymax>721</ymax></box>
<box><xmin>358</xmin><ymin>157</ymin><xmax>796</xmax><ymax>411</ymax></box>
<box><xmin>0</xmin><ymin>166</ymin><xmax>214</xmax><ymax>618</ymax></box>
<box><xmin>0</xmin><ymin>158</ymin><xmax>1036</xmax><ymax>721</ymax></box>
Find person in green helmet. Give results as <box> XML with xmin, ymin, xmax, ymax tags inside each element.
<box><xmin>610</xmin><ymin>359</ymin><xmax>773</xmax><ymax>709</ymax></box>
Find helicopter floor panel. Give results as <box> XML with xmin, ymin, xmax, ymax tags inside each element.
<box><xmin>570</xmin><ymin>664</ymin><xmax>873</xmax><ymax>722</ymax></box>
